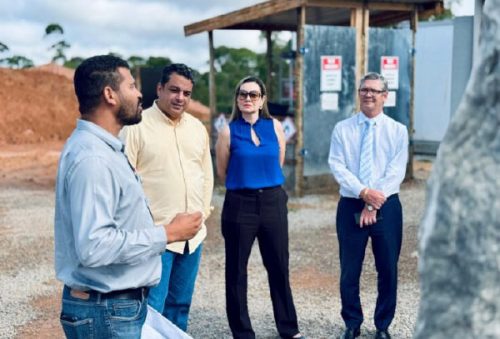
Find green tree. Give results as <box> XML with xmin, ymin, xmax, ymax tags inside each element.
<box><xmin>127</xmin><ymin>55</ymin><xmax>146</xmax><ymax>69</ymax></box>
<box><xmin>144</xmin><ymin>56</ymin><xmax>172</xmax><ymax>68</ymax></box>
<box><xmin>44</xmin><ymin>23</ymin><xmax>70</xmax><ymax>64</ymax></box>
<box><xmin>64</xmin><ymin>56</ymin><xmax>84</xmax><ymax>69</ymax></box>
<box><xmin>4</xmin><ymin>55</ymin><xmax>34</xmax><ymax>69</ymax></box>
<box><xmin>45</xmin><ymin>23</ymin><xmax>64</xmax><ymax>36</ymax></box>
<box><xmin>0</xmin><ymin>42</ymin><xmax>8</xmax><ymax>53</ymax></box>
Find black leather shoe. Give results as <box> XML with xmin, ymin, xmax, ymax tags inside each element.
<box><xmin>374</xmin><ymin>329</ymin><xmax>391</xmax><ymax>339</ymax></box>
<box><xmin>340</xmin><ymin>328</ymin><xmax>360</xmax><ymax>339</ymax></box>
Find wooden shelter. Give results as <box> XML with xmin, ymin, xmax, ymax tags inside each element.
<box><xmin>184</xmin><ymin>0</ymin><xmax>444</xmax><ymax>195</ymax></box>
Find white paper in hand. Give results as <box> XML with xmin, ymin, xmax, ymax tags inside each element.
<box><xmin>141</xmin><ymin>305</ymin><xmax>193</xmax><ymax>339</ymax></box>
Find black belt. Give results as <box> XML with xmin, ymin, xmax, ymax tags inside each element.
<box><xmin>229</xmin><ymin>185</ymin><xmax>281</xmax><ymax>194</ymax></box>
<box><xmin>68</xmin><ymin>286</ymin><xmax>149</xmax><ymax>300</ymax></box>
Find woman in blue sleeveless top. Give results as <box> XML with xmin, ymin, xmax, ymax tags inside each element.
<box><xmin>215</xmin><ymin>76</ymin><xmax>304</xmax><ymax>339</ymax></box>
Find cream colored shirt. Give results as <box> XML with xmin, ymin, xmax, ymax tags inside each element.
<box><xmin>120</xmin><ymin>101</ymin><xmax>213</xmax><ymax>254</ymax></box>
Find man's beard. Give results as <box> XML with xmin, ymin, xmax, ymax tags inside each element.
<box><xmin>117</xmin><ymin>97</ymin><xmax>143</xmax><ymax>126</ymax></box>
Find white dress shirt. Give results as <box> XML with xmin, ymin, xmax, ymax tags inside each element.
<box><xmin>328</xmin><ymin>112</ymin><xmax>408</xmax><ymax>198</ymax></box>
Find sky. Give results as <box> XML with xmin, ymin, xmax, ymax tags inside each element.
<box><xmin>0</xmin><ymin>0</ymin><xmax>474</xmax><ymax>73</ymax></box>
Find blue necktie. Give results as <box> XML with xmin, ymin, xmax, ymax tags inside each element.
<box><xmin>359</xmin><ymin>120</ymin><xmax>375</xmax><ymax>187</ymax></box>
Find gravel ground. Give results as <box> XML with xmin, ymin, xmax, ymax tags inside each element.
<box><xmin>0</xmin><ymin>175</ymin><xmax>427</xmax><ymax>339</ymax></box>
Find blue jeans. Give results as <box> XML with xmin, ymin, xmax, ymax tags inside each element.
<box><xmin>59</xmin><ymin>286</ymin><xmax>147</xmax><ymax>339</ymax></box>
<box><xmin>148</xmin><ymin>244</ymin><xmax>203</xmax><ymax>331</ymax></box>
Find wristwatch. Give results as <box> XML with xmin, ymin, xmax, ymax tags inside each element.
<box><xmin>366</xmin><ymin>204</ymin><xmax>374</xmax><ymax>212</ymax></box>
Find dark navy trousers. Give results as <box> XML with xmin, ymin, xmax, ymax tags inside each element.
<box><xmin>336</xmin><ymin>194</ymin><xmax>403</xmax><ymax>331</ymax></box>
<box><xmin>221</xmin><ymin>186</ymin><xmax>299</xmax><ymax>339</ymax></box>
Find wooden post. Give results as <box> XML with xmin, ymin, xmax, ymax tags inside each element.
<box><xmin>266</xmin><ymin>30</ymin><xmax>273</xmax><ymax>100</ymax></box>
<box><xmin>407</xmin><ymin>8</ymin><xmax>418</xmax><ymax>180</ymax></box>
<box><xmin>208</xmin><ymin>30</ymin><xmax>217</xmax><ymax>147</ymax></box>
<box><xmin>351</xmin><ymin>5</ymin><xmax>369</xmax><ymax>112</ymax></box>
<box><xmin>294</xmin><ymin>6</ymin><xmax>306</xmax><ymax>196</ymax></box>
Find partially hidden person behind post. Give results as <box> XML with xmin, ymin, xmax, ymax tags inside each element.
<box><xmin>120</xmin><ymin>63</ymin><xmax>213</xmax><ymax>331</ymax></box>
<box><xmin>328</xmin><ymin>72</ymin><xmax>408</xmax><ymax>339</ymax></box>
<box><xmin>215</xmin><ymin>76</ymin><xmax>304</xmax><ymax>339</ymax></box>
<box><xmin>54</xmin><ymin>55</ymin><xmax>202</xmax><ymax>339</ymax></box>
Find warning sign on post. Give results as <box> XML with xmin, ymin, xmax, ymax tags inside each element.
<box><xmin>320</xmin><ymin>56</ymin><xmax>342</xmax><ymax>92</ymax></box>
<box><xmin>380</xmin><ymin>56</ymin><xmax>399</xmax><ymax>90</ymax></box>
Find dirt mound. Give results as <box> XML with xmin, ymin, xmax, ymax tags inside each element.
<box><xmin>0</xmin><ymin>68</ymin><xmax>78</xmax><ymax>145</ymax></box>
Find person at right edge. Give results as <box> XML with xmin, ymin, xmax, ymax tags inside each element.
<box><xmin>328</xmin><ymin>72</ymin><xmax>408</xmax><ymax>339</ymax></box>
<box><xmin>215</xmin><ymin>76</ymin><xmax>304</xmax><ymax>339</ymax></box>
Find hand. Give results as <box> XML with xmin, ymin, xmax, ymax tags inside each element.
<box><xmin>362</xmin><ymin>188</ymin><xmax>386</xmax><ymax>210</ymax></box>
<box><xmin>164</xmin><ymin>212</ymin><xmax>202</xmax><ymax>243</ymax></box>
<box><xmin>359</xmin><ymin>207</ymin><xmax>377</xmax><ymax>228</ymax></box>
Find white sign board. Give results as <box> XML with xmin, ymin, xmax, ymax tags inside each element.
<box><xmin>281</xmin><ymin>117</ymin><xmax>297</xmax><ymax>143</ymax></box>
<box><xmin>384</xmin><ymin>91</ymin><xmax>397</xmax><ymax>107</ymax></box>
<box><xmin>380</xmin><ymin>56</ymin><xmax>399</xmax><ymax>89</ymax></box>
<box><xmin>321</xmin><ymin>92</ymin><xmax>339</xmax><ymax>111</ymax></box>
<box><xmin>320</xmin><ymin>56</ymin><xmax>342</xmax><ymax>91</ymax></box>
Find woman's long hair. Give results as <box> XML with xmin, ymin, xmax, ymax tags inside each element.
<box><xmin>229</xmin><ymin>76</ymin><xmax>272</xmax><ymax>122</ymax></box>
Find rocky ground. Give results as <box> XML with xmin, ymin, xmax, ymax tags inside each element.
<box><xmin>0</xmin><ymin>142</ymin><xmax>432</xmax><ymax>339</ymax></box>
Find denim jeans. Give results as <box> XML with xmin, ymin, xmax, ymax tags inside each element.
<box><xmin>148</xmin><ymin>244</ymin><xmax>203</xmax><ymax>331</ymax></box>
<box><xmin>59</xmin><ymin>286</ymin><xmax>147</xmax><ymax>339</ymax></box>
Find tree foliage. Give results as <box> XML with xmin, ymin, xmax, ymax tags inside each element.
<box><xmin>64</xmin><ymin>56</ymin><xmax>84</xmax><ymax>69</ymax></box>
<box><xmin>45</xmin><ymin>23</ymin><xmax>70</xmax><ymax>64</ymax></box>
<box><xmin>192</xmin><ymin>37</ymin><xmax>292</xmax><ymax>114</ymax></box>
<box><xmin>45</xmin><ymin>23</ymin><xmax>64</xmax><ymax>36</ymax></box>
<box><xmin>2</xmin><ymin>55</ymin><xmax>34</xmax><ymax>69</ymax></box>
<box><xmin>0</xmin><ymin>42</ymin><xmax>8</xmax><ymax>53</ymax></box>
<box><xmin>144</xmin><ymin>56</ymin><xmax>172</xmax><ymax>68</ymax></box>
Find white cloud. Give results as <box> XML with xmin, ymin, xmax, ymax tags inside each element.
<box><xmin>0</xmin><ymin>0</ymin><xmax>270</xmax><ymax>71</ymax></box>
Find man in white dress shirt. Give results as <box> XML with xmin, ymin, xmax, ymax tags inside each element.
<box><xmin>328</xmin><ymin>72</ymin><xmax>408</xmax><ymax>339</ymax></box>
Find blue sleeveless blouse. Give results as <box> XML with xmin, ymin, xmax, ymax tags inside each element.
<box><xmin>225</xmin><ymin>117</ymin><xmax>284</xmax><ymax>190</ymax></box>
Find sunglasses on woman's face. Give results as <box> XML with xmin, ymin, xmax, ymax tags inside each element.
<box><xmin>238</xmin><ymin>90</ymin><xmax>261</xmax><ymax>101</ymax></box>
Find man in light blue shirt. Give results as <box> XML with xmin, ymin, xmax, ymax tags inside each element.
<box><xmin>54</xmin><ymin>55</ymin><xmax>202</xmax><ymax>338</ymax></box>
<box><xmin>328</xmin><ymin>72</ymin><xmax>408</xmax><ymax>339</ymax></box>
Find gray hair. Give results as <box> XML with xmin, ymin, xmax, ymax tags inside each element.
<box><xmin>359</xmin><ymin>72</ymin><xmax>388</xmax><ymax>92</ymax></box>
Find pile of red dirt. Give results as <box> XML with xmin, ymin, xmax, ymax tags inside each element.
<box><xmin>0</xmin><ymin>65</ymin><xmax>211</xmax><ymax>145</ymax></box>
<box><xmin>0</xmin><ymin>67</ymin><xmax>79</xmax><ymax>145</ymax></box>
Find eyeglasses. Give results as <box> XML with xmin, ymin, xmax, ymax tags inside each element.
<box><xmin>238</xmin><ymin>90</ymin><xmax>262</xmax><ymax>101</ymax></box>
<box><xmin>358</xmin><ymin>88</ymin><xmax>386</xmax><ymax>96</ymax></box>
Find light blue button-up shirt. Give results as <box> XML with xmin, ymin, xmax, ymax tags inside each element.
<box><xmin>328</xmin><ymin>112</ymin><xmax>408</xmax><ymax>198</ymax></box>
<box><xmin>54</xmin><ymin>120</ymin><xmax>167</xmax><ymax>293</ymax></box>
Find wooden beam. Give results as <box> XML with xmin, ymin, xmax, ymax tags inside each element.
<box><xmin>366</xmin><ymin>2</ymin><xmax>414</xmax><ymax>11</ymax></box>
<box><xmin>352</xmin><ymin>5</ymin><xmax>368</xmax><ymax>112</ymax></box>
<box><xmin>184</xmin><ymin>0</ymin><xmax>304</xmax><ymax>36</ymax></box>
<box><xmin>406</xmin><ymin>8</ymin><xmax>418</xmax><ymax>180</ymax></box>
<box><xmin>266</xmin><ymin>30</ymin><xmax>273</xmax><ymax>100</ymax></box>
<box><xmin>294</xmin><ymin>5</ymin><xmax>306</xmax><ymax>196</ymax></box>
<box><xmin>208</xmin><ymin>31</ymin><xmax>216</xmax><ymax>147</ymax></box>
<box><xmin>307</xmin><ymin>0</ymin><xmax>362</xmax><ymax>9</ymax></box>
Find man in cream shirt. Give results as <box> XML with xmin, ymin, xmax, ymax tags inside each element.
<box><xmin>121</xmin><ymin>63</ymin><xmax>213</xmax><ymax>331</ymax></box>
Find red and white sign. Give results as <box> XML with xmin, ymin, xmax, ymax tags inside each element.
<box><xmin>380</xmin><ymin>56</ymin><xmax>399</xmax><ymax>89</ymax></box>
<box><xmin>320</xmin><ymin>55</ymin><xmax>342</xmax><ymax>91</ymax></box>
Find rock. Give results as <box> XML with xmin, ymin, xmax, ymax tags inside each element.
<box><xmin>414</xmin><ymin>0</ymin><xmax>500</xmax><ymax>338</ymax></box>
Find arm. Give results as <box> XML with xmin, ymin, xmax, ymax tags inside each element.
<box><xmin>328</xmin><ymin>125</ymin><xmax>365</xmax><ymax>197</ymax></box>
<box><xmin>372</xmin><ymin>126</ymin><xmax>409</xmax><ymax>195</ymax></box>
<box><xmin>273</xmin><ymin>118</ymin><xmax>286</xmax><ymax>167</ymax></box>
<box><xmin>215</xmin><ymin>124</ymin><xmax>230</xmax><ymax>182</ymax></box>
<box><xmin>201</xmin><ymin>128</ymin><xmax>214</xmax><ymax>219</ymax></box>
<box><xmin>68</xmin><ymin>158</ymin><xmax>167</xmax><ymax>267</ymax></box>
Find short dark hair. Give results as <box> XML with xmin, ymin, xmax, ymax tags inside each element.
<box><xmin>160</xmin><ymin>63</ymin><xmax>195</xmax><ymax>86</ymax></box>
<box><xmin>74</xmin><ymin>55</ymin><xmax>130</xmax><ymax>115</ymax></box>
<box><xmin>229</xmin><ymin>76</ymin><xmax>271</xmax><ymax>122</ymax></box>
<box><xmin>359</xmin><ymin>72</ymin><xmax>388</xmax><ymax>92</ymax></box>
